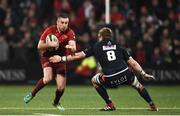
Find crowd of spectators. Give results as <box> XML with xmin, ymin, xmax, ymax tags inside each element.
<box><xmin>0</xmin><ymin>0</ymin><xmax>179</xmax><ymax>67</ymax></box>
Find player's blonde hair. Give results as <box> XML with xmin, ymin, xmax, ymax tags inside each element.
<box><xmin>98</xmin><ymin>27</ymin><xmax>113</xmax><ymax>39</ymax></box>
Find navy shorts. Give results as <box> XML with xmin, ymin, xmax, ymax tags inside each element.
<box><xmin>101</xmin><ymin>69</ymin><xmax>135</xmax><ymax>88</ymax></box>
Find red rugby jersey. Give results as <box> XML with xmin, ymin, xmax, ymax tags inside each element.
<box><xmin>40</xmin><ymin>25</ymin><xmax>75</xmax><ymax>57</ymax></box>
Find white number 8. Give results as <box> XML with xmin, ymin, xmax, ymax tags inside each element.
<box><xmin>106</xmin><ymin>51</ymin><xmax>116</xmax><ymax>61</ymax></box>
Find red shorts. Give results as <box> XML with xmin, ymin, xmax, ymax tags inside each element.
<box><xmin>40</xmin><ymin>57</ymin><xmax>66</xmax><ymax>75</ymax></box>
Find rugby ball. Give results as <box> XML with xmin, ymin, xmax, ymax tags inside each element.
<box><xmin>45</xmin><ymin>34</ymin><xmax>58</xmax><ymax>43</ymax></box>
<box><xmin>45</xmin><ymin>34</ymin><xmax>59</xmax><ymax>50</ymax></box>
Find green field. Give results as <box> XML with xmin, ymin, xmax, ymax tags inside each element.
<box><xmin>0</xmin><ymin>85</ymin><xmax>180</xmax><ymax>115</ymax></box>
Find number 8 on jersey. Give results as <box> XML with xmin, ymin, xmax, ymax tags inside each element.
<box><xmin>106</xmin><ymin>51</ymin><xmax>116</xmax><ymax>61</ymax></box>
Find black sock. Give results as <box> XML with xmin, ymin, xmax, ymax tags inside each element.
<box><xmin>53</xmin><ymin>89</ymin><xmax>64</xmax><ymax>105</ymax></box>
<box><xmin>137</xmin><ymin>88</ymin><xmax>152</xmax><ymax>103</ymax></box>
<box><xmin>95</xmin><ymin>85</ymin><xmax>112</xmax><ymax>104</ymax></box>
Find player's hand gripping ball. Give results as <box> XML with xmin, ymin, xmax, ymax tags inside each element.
<box><xmin>45</xmin><ymin>34</ymin><xmax>59</xmax><ymax>50</ymax></box>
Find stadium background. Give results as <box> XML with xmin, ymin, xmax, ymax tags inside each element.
<box><xmin>0</xmin><ymin>0</ymin><xmax>180</xmax><ymax>115</ymax></box>
<box><xmin>0</xmin><ymin>0</ymin><xmax>179</xmax><ymax>84</ymax></box>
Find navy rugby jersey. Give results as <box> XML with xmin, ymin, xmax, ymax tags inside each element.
<box><xmin>84</xmin><ymin>38</ymin><xmax>131</xmax><ymax>76</ymax></box>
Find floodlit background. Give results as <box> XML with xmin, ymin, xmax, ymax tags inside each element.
<box><xmin>0</xmin><ymin>0</ymin><xmax>180</xmax><ymax>115</ymax></box>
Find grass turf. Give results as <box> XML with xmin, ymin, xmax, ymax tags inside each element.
<box><xmin>0</xmin><ymin>85</ymin><xmax>180</xmax><ymax>115</ymax></box>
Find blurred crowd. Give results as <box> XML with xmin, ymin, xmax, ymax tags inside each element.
<box><xmin>0</xmin><ymin>0</ymin><xmax>179</xmax><ymax>67</ymax></box>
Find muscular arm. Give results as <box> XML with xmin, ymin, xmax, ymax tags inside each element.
<box><xmin>38</xmin><ymin>40</ymin><xmax>48</xmax><ymax>50</ymax></box>
<box><xmin>65</xmin><ymin>51</ymin><xmax>85</xmax><ymax>61</ymax></box>
<box><xmin>127</xmin><ymin>57</ymin><xmax>145</xmax><ymax>74</ymax></box>
<box><xmin>38</xmin><ymin>40</ymin><xmax>59</xmax><ymax>51</ymax></box>
<box><xmin>38</xmin><ymin>26</ymin><xmax>59</xmax><ymax>51</ymax></box>
<box><xmin>66</xmin><ymin>40</ymin><xmax>76</xmax><ymax>52</ymax></box>
<box><xmin>127</xmin><ymin>57</ymin><xmax>155</xmax><ymax>80</ymax></box>
<box><xmin>49</xmin><ymin>51</ymin><xmax>86</xmax><ymax>63</ymax></box>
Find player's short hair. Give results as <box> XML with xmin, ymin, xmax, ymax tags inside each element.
<box><xmin>98</xmin><ymin>27</ymin><xmax>113</xmax><ymax>39</ymax></box>
<box><xmin>57</xmin><ymin>13</ymin><xmax>69</xmax><ymax>19</ymax></box>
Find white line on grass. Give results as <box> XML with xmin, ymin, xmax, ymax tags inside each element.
<box><xmin>0</xmin><ymin>107</ymin><xmax>180</xmax><ymax>110</ymax></box>
<box><xmin>33</xmin><ymin>113</ymin><xmax>61</xmax><ymax>116</ymax></box>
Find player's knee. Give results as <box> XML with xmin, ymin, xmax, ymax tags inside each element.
<box><xmin>139</xmin><ymin>84</ymin><xmax>144</xmax><ymax>91</ymax></box>
<box><xmin>91</xmin><ymin>73</ymin><xmax>100</xmax><ymax>84</ymax></box>
<box><xmin>91</xmin><ymin>73</ymin><xmax>101</xmax><ymax>87</ymax></box>
<box><xmin>91</xmin><ymin>76</ymin><xmax>96</xmax><ymax>84</ymax></box>
<box><xmin>57</xmin><ymin>86</ymin><xmax>65</xmax><ymax>91</ymax></box>
<box><xmin>135</xmin><ymin>83</ymin><xmax>144</xmax><ymax>91</ymax></box>
<box><xmin>131</xmin><ymin>76</ymin><xmax>144</xmax><ymax>91</ymax></box>
<box><xmin>43</xmin><ymin>76</ymin><xmax>53</xmax><ymax>84</ymax></box>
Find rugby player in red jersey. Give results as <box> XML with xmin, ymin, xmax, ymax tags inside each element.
<box><xmin>24</xmin><ymin>13</ymin><xmax>76</xmax><ymax>111</ymax></box>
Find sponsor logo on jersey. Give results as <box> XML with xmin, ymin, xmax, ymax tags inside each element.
<box><xmin>107</xmin><ymin>41</ymin><xmax>112</xmax><ymax>45</ymax></box>
<box><xmin>102</xmin><ymin>45</ymin><xmax>116</xmax><ymax>50</ymax></box>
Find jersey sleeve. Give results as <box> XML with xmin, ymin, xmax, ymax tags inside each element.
<box><xmin>83</xmin><ymin>47</ymin><xmax>94</xmax><ymax>57</ymax></box>
<box><xmin>122</xmin><ymin>48</ymin><xmax>131</xmax><ymax>61</ymax></box>
<box><xmin>40</xmin><ymin>27</ymin><xmax>53</xmax><ymax>41</ymax></box>
<box><xmin>68</xmin><ymin>29</ymin><xmax>76</xmax><ymax>41</ymax></box>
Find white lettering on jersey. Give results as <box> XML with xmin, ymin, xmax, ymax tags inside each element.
<box><xmin>102</xmin><ymin>45</ymin><xmax>116</xmax><ymax>51</ymax></box>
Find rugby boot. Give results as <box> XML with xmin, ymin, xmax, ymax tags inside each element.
<box><xmin>24</xmin><ymin>92</ymin><xmax>34</xmax><ymax>104</ymax></box>
<box><xmin>149</xmin><ymin>102</ymin><xmax>159</xmax><ymax>111</ymax></box>
<box><xmin>53</xmin><ymin>103</ymin><xmax>65</xmax><ymax>112</ymax></box>
<box><xmin>100</xmin><ymin>102</ymin><xmax>116</xmax><ymax>111</ymax></box>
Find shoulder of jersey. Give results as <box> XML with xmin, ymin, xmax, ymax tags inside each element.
<box><xmin>67</xmin><ymin>27</ymin><xmax>74</xmax><ymax>34</ymax></box>
<box><xmin>45</xmin><ymin>25</ymin><xmax>57</xmax><ymax>32</ymax></box>
<box><xmin>93</xmin><ymin>41</ymin><xmax>100</xmax><ymax>49</ymax></box>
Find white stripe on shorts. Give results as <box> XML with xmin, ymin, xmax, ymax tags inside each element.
<box><xmin>104</xmin><ymin>67</ymin><xmax>128</xmax><ymax>77</ymax></box>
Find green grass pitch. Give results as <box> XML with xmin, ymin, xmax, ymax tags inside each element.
<box><xmin>0</xmin><ymin>85</ymin><xmax>180</xmax><ymax>115</ymax></box>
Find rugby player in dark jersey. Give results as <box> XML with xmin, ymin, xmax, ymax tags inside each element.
<box><xmin>23</xmin><ymin>13</ymin><xmax>76</xmax><ymax>111</ymax></box>
<box><xmin>49</xmin><ymin>27</ymin><xmax>158</xmax><ymax>111</ymax></box>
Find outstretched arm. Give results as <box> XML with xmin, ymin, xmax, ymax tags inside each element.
<box><xmin>49</xmin><ymin>51</ymin><xmax>86</xmax><ymax>63</ymax></box>
<box><xmin>127</xmin><ymin>57</ymin><xmax>155</xmax><ymax>80</ymax></box>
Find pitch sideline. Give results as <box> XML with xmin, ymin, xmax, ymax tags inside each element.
<box><xmin>0</xmin><ymin>107</ymin><xmax>180</xmax><ymax>110</ymax></box>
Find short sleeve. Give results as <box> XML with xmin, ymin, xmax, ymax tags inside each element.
<box><xmin>68</xmin><ymin>29</ymin><xmax>75</xmax><ymax>41</ymax></box>
<box><xmin>40</xmin><ymin>27</ymin><xmax>52</xmax><ymax>41</ymax></box>
<box><xmin>83</xmin><ymin>48</ymin><xmax>94</xmax><ymax>57</ymax></box>
<box><xmin>122</xmin><ymin>48</ymin><xmax>131</xmax><ymax>61</ymax></box>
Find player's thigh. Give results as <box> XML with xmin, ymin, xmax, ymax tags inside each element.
<box><xmin>43</xmin><ymin>67</ymin><xmax>53</xmax><ymax>84</ymax></box>
<box><xmin>56</xmin><ymin>74</ymin><xmax>67</xmax><ymax>90</ymax></box>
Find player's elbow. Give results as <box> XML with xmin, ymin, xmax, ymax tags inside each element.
<box><xmin>128</xmin><ymin>58</ymin><xmax>138</xmax><ymax>68</ymax></box>
<box><xmin>37</xmin><ymin>44</ymin><xmax>40</xmax><ymax>49</ymax></box>
<box><xmin>37</xmin><ymin>44</ymin><xmax>42</xmax><ymax>50</ymax></box>
<box><xmin>37</xmin><ymin>40</ymin><xmax>46</xmax><ymax>50</ymax></box>
<box><xmin>37</xmin><ymin>42</ymin><xmax>46</xmax><ymax>50</ymax></box>
<box><xmin>131</xmin><ymin>62</ymin><xmax>138</xmax><ymax>68</ymax></box>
